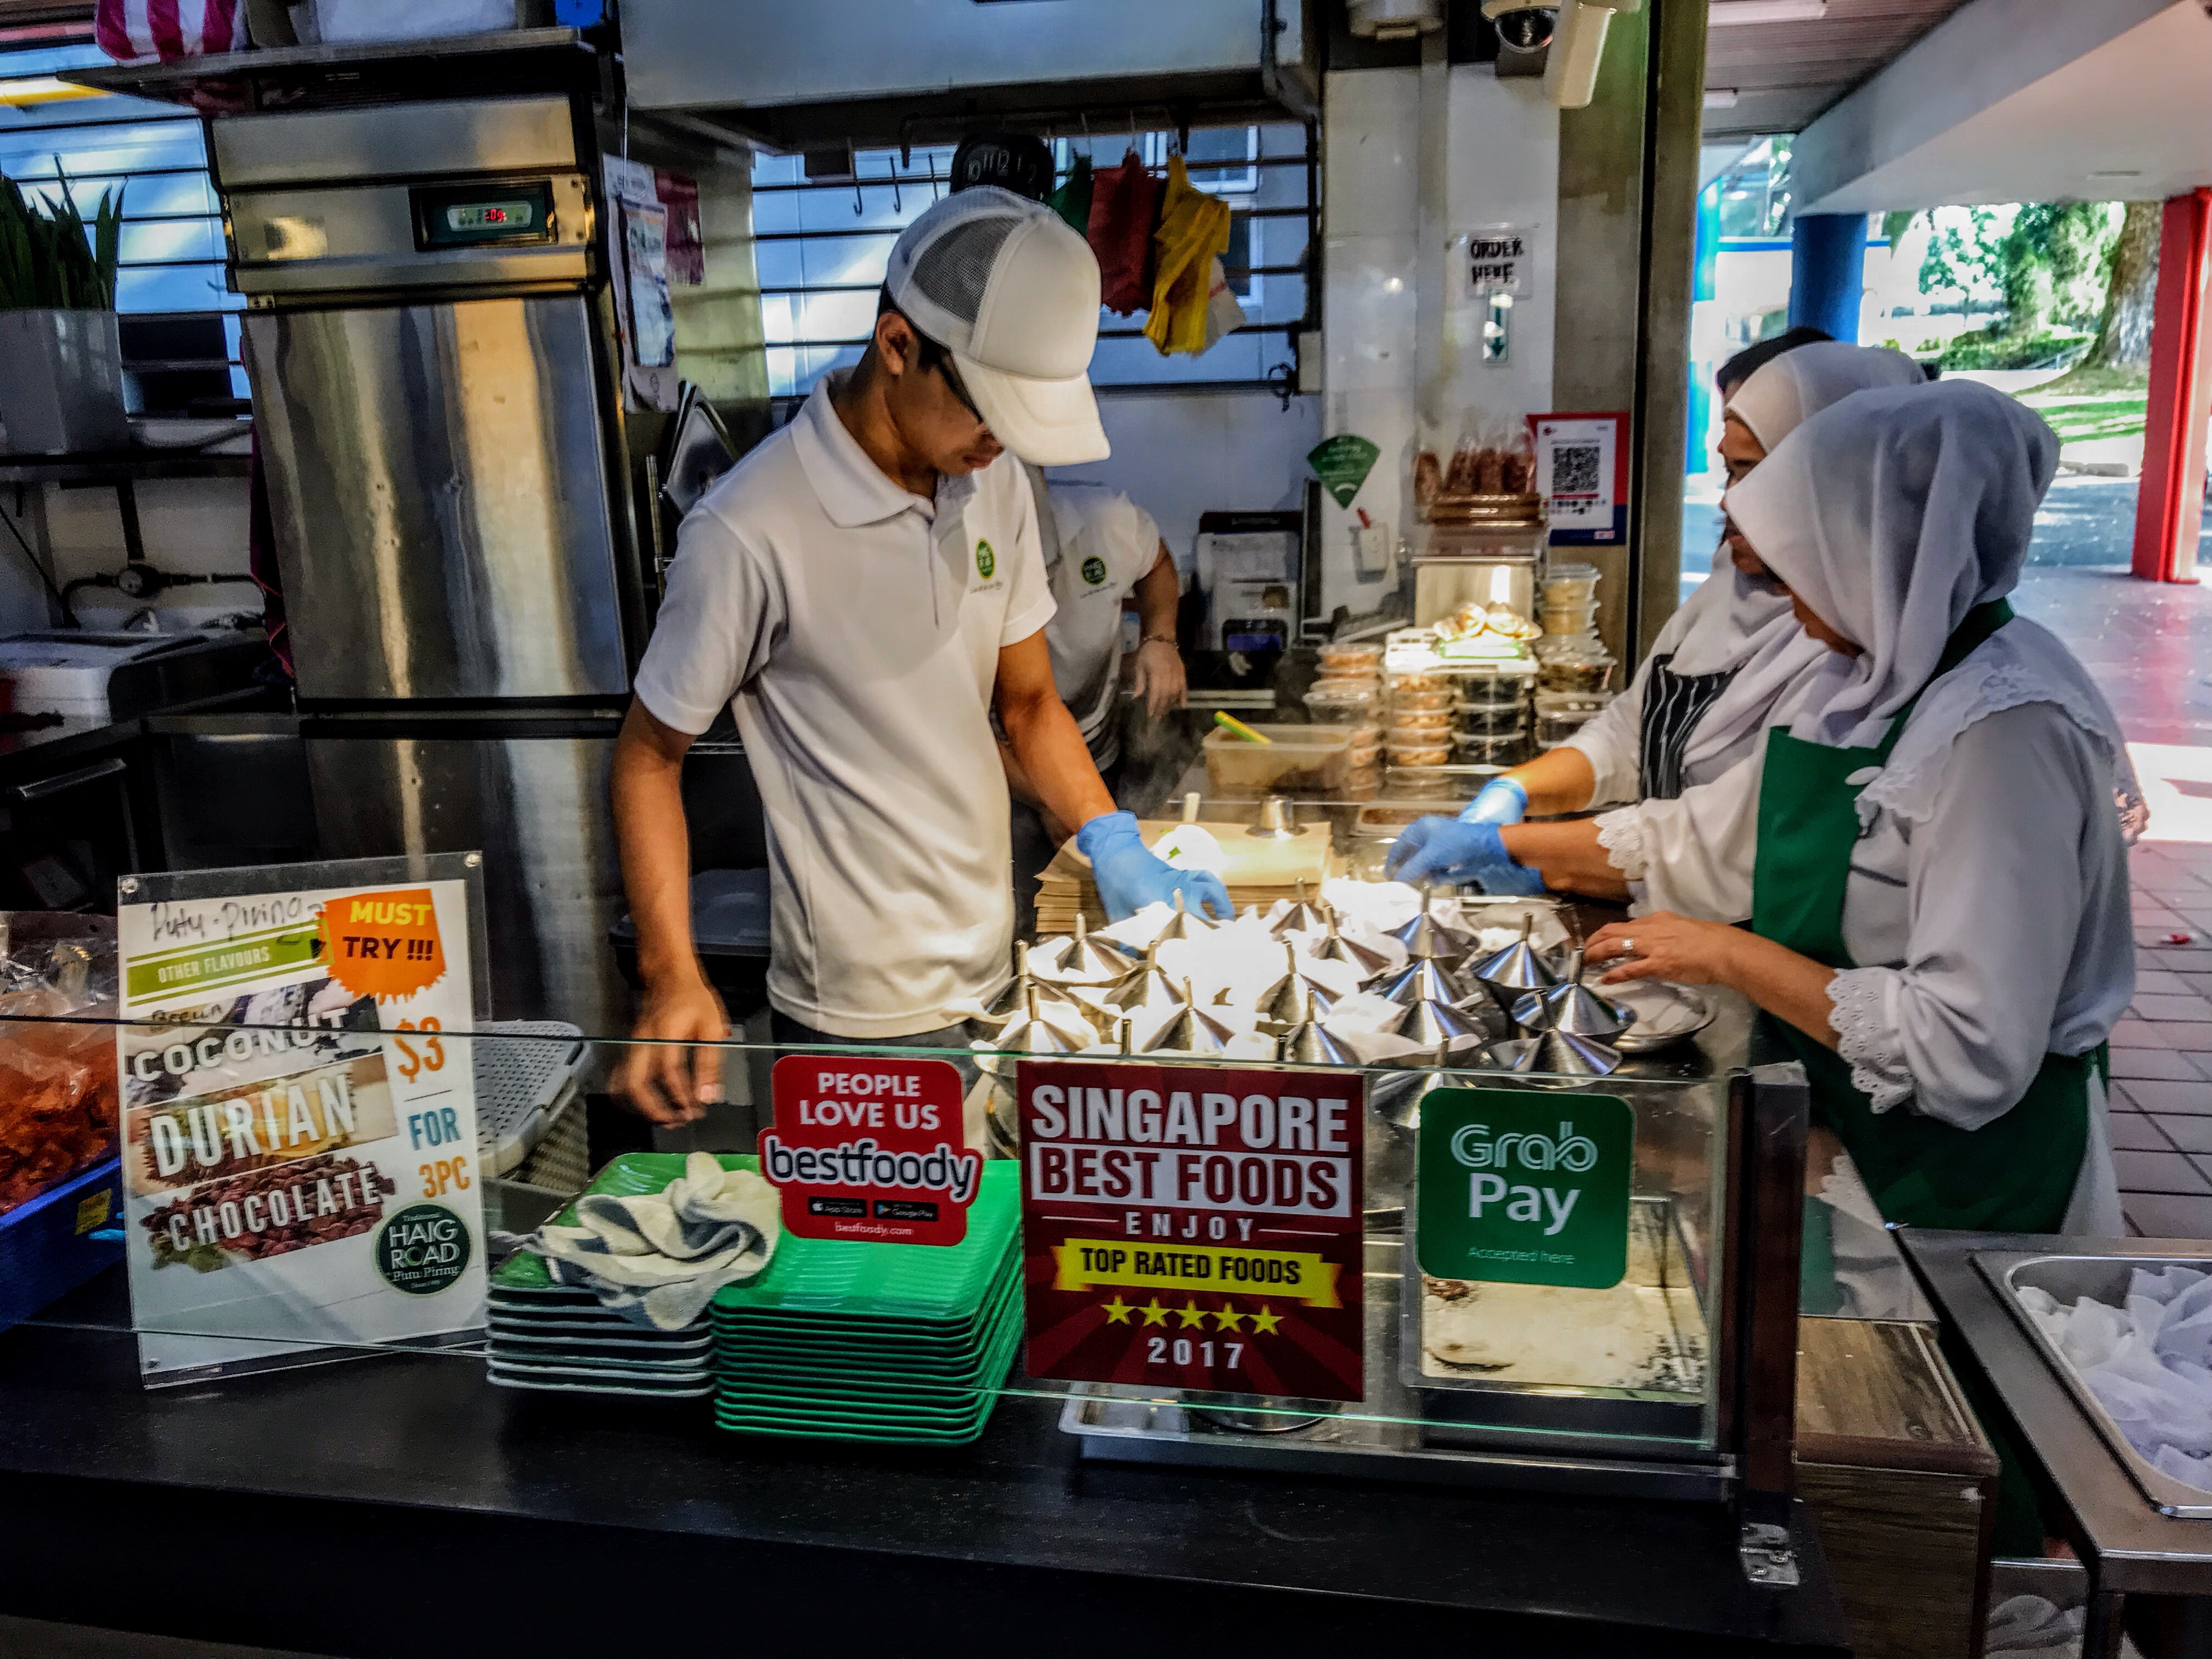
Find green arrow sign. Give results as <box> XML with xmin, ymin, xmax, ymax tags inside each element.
<box><xmin>1415</xmin><ymin>1087</ymin><xmax>1635</xmax><ymax>1290</ymax></box>
<box><xmin>1307</xmin><ymin>433</ymin><xmax>1381</xmax><ymax>509</ymax></box>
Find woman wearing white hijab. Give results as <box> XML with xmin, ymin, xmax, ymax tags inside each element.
<box><xmin>1586</xmin><ymin>380</ymin><xmax>2129</xmax><ymax>1237</ymax></box>
<box><xmin>1389</xmin><ymin>341</ymin><xmax>1925</xmax><ymax>894</ymax></box>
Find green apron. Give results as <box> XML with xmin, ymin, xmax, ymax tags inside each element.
<box><xmin>1750</xmin><ymin>599</ymin><xmax>2090</xmax><ymax>1234</ymax></box>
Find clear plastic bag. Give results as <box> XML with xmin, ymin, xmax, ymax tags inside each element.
<box><xmin>0</xmin><ymin>913</ymin><xmax>119</xmax><ymax>1215</ymax></box>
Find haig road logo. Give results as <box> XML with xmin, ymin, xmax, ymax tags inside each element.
<box><xmin>975</xmin><ymin>539</ymin><xmax>996</xmax><ymax>580</ymax></box>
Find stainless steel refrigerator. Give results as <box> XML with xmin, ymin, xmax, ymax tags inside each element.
<box><xmin>220</xmin><ymin>93</ymin><xmax>644</xmax><ymax>1033</ymax></box>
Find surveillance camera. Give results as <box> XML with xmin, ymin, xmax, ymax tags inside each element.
<box><xmin>1481</xmin><ymin>0</ymin><xmax>1557</xmax><ymax>52</ymax></box>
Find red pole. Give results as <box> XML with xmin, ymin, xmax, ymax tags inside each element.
<box><xmin>2132</xmin><ymin>189</ymin><xmax>2212</xmax><ymax>584</ymax></box>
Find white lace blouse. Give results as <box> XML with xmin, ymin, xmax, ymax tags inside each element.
<box><xmin>1596</xmin><ymin>695</ymin><xmax>2135</xmax><ymax>1134</ymax></box>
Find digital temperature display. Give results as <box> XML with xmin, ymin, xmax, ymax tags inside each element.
<box><xmin>447</xmin><ymin>201</ymin><xmax>533</xmax><ymax>232</ymax></box>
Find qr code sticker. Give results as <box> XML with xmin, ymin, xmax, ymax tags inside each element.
<box><xmin>1553</xmin><ymin>442</ymin><xmax>1601</xmax><ymax>499</ymax></box>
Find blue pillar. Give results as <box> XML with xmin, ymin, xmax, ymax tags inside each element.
<box><xmin>1788</xmin><ymin>212</ymin><xmax>1866</xmax><ymax>343</ymax></box>
<box><xmin>1687</xmin><ymin>180</ymin><xmax>1721</xmax><ymax>471</ymax></box>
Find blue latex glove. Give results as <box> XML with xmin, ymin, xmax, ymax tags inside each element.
<box><xmin>1462</xmin><ymin>776</ymin><xmax>1530</xmax><ymax>827</ymax></box>
<box><xmin>1078</xmin><ymin>810</ymin><xmax>1235</xmax><ymax>923</ymax></box>
<box><xmin>1384</xmin><ymin>816</ymin><xmax>1545</xmax><ymax>895</ymax></box>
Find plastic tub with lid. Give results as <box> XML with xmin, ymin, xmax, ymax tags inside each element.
<box><xmin>1203</xmin><ymin>724</ymin><xmax>1353</xmax><ymax>795</ymax></box>
<box><xmin>1304</xmin><ymin>684</ymin><xmax>1380</xmax><ymax>725</ymax></box>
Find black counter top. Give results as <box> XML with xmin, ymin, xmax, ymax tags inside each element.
<box><xmin>0</xmin><ymin>1294</ymin><xmax>1848</xmax><ymax>1658</ymax></box>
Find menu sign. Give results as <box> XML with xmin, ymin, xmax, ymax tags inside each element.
<box><xmin>762</xmin><ymin>1056</ymin><xmax>978</xmax><ymax>1246</ymax></box>
<box><xmin>1016</xmin><ymin>1062</ymin><xmax>1365</xmax><ymax>1403</ymax></box>
<box><xmin>1415</xmin><ymin>1087</ymin><xmax>1634</xmax><ymax>1289</ymax></box>
<box><xmin>116</xmin><ymin>864</ymin><xmax>484</xmax><ymax>1382</ymax></box>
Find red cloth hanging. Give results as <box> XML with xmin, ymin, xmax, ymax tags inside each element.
<box><xmin>1086</xmin><ymin>150</ymin><xmax>1161</xmax><ymax>317</ymax></box>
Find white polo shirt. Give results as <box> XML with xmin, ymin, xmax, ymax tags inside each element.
<box><xmin>635</xmin><ymin>375</ymin><xmax>1055</xmax><ymax>1037</ymax></box>
<box><xmin>1032</xmin><ymin>476</ymin><xmax>1164</xmax><ymax>770</ymax></box>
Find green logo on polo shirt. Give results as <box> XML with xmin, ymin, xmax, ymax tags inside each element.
<box><xmin>1081</xmin><ymin>555</ymin><xmax>1108</xmax><ymax>586</ymax></box>
<box><xmin>975</xmin><ymin>539</ymin><xmax>996</xmax><ymax>580</ymax></box>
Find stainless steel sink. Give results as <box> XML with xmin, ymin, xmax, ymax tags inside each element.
<box><xmin>1976</xmin><ymin>1250</ymin><xmax>2212</xmax><ymax>1520</ymax></box>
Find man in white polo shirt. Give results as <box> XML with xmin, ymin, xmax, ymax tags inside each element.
<box><xmin>612</xmin><ymin>187</ymin><xmax>1229</xmax><ymax>1124</ymax></box>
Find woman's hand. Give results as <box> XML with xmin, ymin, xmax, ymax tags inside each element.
<box><xmin>1586</xmin><ymin>911</ymin><xmax>1745</xmax><ymax>989</ymax></box>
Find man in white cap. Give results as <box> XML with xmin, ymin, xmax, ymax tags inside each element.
<box><xmin>611</xmin><ymin>187</ymin><xmax>1229</xmax><ymax>1123</ymax></box>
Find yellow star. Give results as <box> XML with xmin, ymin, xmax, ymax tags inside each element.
<box><xmin>1101</xmin><ymin>1297</ymin><xmax>1133</xmax><ymax>1324</ymax></box>
<box><xmin>1249</xmin><ymin>1304</ymin><xmax>1284</xmax><ymax>1335</ymax></box>
<box><xmin>1212</xmin><ymin>1304</ymin><xmax>1246</xmax><ymax>1332</ymax></box>
<box><xmin>1138</xmin><ymin>1299</ymin><xmax>1171</xmax><ymax>1326</ymax></box>
<box><xmin>1175</xmin><ymin>1301</ymin><xmax>1209</xmax><ymax>1328</ymax></box>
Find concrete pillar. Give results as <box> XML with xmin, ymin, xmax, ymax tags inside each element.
<box><xmin>1788</xmin><ymin>212</ymin><xmax>1865</xmax><ymax>344</ymax></box>
<box><xmin>2132</xmin><ymin>189</ymin><xmax>2212</xmax><ymax>585</ymax></box>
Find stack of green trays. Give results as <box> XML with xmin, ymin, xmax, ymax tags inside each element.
<box><xmin>710</xmin><ymin>1163</ymin><xmax>1023</xmax><ymax>1443</ymax></box>
<box><xmin>487</xmin><ymin>1153</ymin><xmax>760</xmax><ymax>1399</ymax></box>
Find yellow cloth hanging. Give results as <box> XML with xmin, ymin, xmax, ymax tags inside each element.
<box><xmin>1143</xmin><ymin>154</ymin><xmax>1233</xmax><ymax>356</ymax></box>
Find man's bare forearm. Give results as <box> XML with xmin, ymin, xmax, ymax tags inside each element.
<box><xmin>611</xmin><ymin>701</ymin><xmax>704</xmax><ymax>989</ymax></box>
<box><xmin>1002</xmin><ymin>689</ymin><xmax>1114</xmax><ymax>833</ymax></box>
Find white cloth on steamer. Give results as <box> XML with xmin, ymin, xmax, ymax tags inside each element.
<box><xmin>524</xmin><ymin>1153</ymin><xmax>781</xmax><ymax>1330</ymax></box>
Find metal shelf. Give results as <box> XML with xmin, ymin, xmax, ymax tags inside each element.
<box><xmin>0</xmin><ymin>450</ymin><xmax>251</xmax><ymax>486</ymax></box>
<box><xmin>59</xmin><ymin>26</ymin><xmax>593</xmax><ymax>109</ymax></box>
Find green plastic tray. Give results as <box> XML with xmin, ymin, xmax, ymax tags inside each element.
<box><xmin>714</xmin><ymin>1307</ymin><xmax>1022</xmax><ymax>1419</ymax></box>
<box><xmin>709</xmin><ymin>1164</ymin><xmax>1017</xmax><ymax>1323</ymax></box>
<box><xmin>492</xmin><ymin>1154</ymin><xmax>763</xmax><ymax>1294</ymax></box>
<box><xmin>712</xmin><ymin>1271</ymin><xmax>1022</xmax><ymax>1378</ymax></box>
<box><xmin>710</xmin><ymin>1248</ymin><xmax>1020</xmax><ymax>1348</ymax></box>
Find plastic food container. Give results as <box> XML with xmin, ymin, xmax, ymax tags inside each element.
<box><xmin>1534</xmin><ymin>638</ymin><xmax>1615</xmax><ymax>693</ymax></box>
<box><xmin>1390</xmin><ymin>686</ymin><xmax>1454</xmax><ymax>713</ymax></box>
<box><xmin>1318</xmin><ymin>642</ymin><xmax>1385</xmax><ymax>676</ymax></box>
<box><xmin>1384</xmin><ymin>764</ymin><xmax>1499</xmax><ymax>802</ymax></box>
<box><xmin>1542</xmin><ymin>562</ymin><xmax>1600</xmax><ymax>607</ymax></box>
<box><xmin>1203</xmin><ymin>724</ymin><xmax>1353</xmax><ymax>795</ymax></box>
<box><xmin>1453</xmin><ymin>701</ymin><xmax>1529</xmax><ymax>735</ymax></box>
<box><xmin>1540</xmin><ymin>600</ymin><xmax>1601</xmax><ymax>636</ymax></box>
<box><xmin>1533</xmin><ymin>690</ymin><xmax>1613</xmax><ymax>748</ymax></box>
<box><xmin>1389</xmin><ymin>710</ymin><xmax>1452</xmax><ymax>735</ymax></box>
<box><xmin>1386</xmin><ymin>668</ymin><xmax>1451</xmax><ymax>695</ymax></box>
<box><xmin>1386</xmin><ymin>738</ymin><xmax>1454</xmax><ymax>768</ymax></box>
<box><xmin>1454</xmin><ymin>730</ymin><xmax>1530</xmax><ymax>766</ymax></box>
<box><xmin>1304</xmin><ymin>684</ymin><xmax>1380</xmax><ymax>725</ymax></box>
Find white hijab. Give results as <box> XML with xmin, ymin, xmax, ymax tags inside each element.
<box><xmin>1727</xmin><ymin>379</ymin><xmax>2114</xmax><ymax>760</ymax></box>
<box><xmin>1663</xmin><ymin>343</ymin><xmax>1930</xmax><ymax>777</ymax></box>
<box><xmin>1726</xmin><ymin>342</ymin><xmax>1926</xmax><ymax>455</ymax></box>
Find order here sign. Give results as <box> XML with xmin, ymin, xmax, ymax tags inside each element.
<box><xmin>1015</xmin><ymin>1060</ymin><xmax>1365</xmax><ymax>1403</ymax></box>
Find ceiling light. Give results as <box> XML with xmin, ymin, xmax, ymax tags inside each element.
<box><xmin>2091</xmin><ymin>168</ymin><xmax>2142</xmax><ymax>179</ymax></box>
<box><xmin>1703</xmin><ymin>88</ymin><xmax>1741</xmax><ymax>109</ymax></box>
<box><xmin>1709</xmin><ymin>0</ymin><xmax>1829</xmax><ymax>23</ymax></box>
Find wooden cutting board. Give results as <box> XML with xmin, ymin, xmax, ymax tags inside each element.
<box><xmin>1039</xmin><ymin>819</ymin><xmax>1335</xmax><ymax>893</ymax></box>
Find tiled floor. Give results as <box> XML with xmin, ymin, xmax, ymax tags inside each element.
<box><xmin>2019</xmin><ymin>564</ymin><xmax>2212</xmax><ymax>1239</ymax></box>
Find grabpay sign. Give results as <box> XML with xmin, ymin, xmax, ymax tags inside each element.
<box><xmin>1414</xmin><ymin>1088</ymin><xmax>1634</xmax><ymax>1290</ymax></box>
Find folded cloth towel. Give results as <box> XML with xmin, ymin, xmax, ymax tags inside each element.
<box><xmin>524</xmin><ymin>1153</ymin><xmax>780</xmax><ymax>1330</ymax></box>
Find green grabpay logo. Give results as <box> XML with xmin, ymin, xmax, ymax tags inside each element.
<box><xmin>975</xmin><ymin>539</ymin><xmax>996</xmax><ymax>580</ymax></box>
<box><xmin>1414</xmin><ymin>1088</ymin><xmax>1633</xmax><ymax>1289</ymax></box>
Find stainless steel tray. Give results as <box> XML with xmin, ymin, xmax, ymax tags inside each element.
<box><xmin>1976</xmin><ymin>1250</ymin><xmax>2212</xmax><ymax>1520</ymax></box>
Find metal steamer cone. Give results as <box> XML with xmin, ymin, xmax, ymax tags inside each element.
<box><xmin>1276</xmin><ymin>988</ymin><xmax>1356</xmax><ymax>1066</ymax></box>
<box><xmin>1373</xmin><ymin>1041</ymin><xmax>1474</xmax><ymax>1129</ymax></box>
<box><xmin>1315</xmin><ymin>909</ymin><xmax>1390</xmax><ymax>982</ymax></box>
<box><xmin>981</xmin><ymin>940</ymin><xmax>1090</xmax><ymax>1032</ymax></box>
<box><xmin>1141</xmin><ymin>980</ymin><xmax>1235</xmax><ymax>1054</ymax></box>
<box><xmin>1471</xmin><ymin>915</ymin><xmax>1558</xmax><ymax>996</ymax></box>
<box><xmin>1105</xmin><ymin>944</ymin><xmax>1190</xmax><ymax>1018</ymax></box>
<box><xmin>1511</xmin><ymin>946</ymin><xmax>1632</xmax><ymax>1041</ymax></box>
<box><xmin>1489</xmin><ymin>1026</ymin><xmax>1622</xmax><ymax>1077</ymax></box>
<box><xmin>1396</xmin><ymin>997</ymin><xmax>1494</xmax><ymax>1053</ymax></box>
<box><xmin>1037</xmin><ymin>911</ymin><xmax>1138</xmax><ymax>985</ymax></box>
<box><xmin>995</xmin><ymin>985</ymin><xmax>1090</xmax><ymax>1056</ymax></box>
<box><xmin>1152</xmin><ymin>888</ymin><xmax>1218</xmax><ymax>945</ymax></box>
<box><xmin>1256</xmin><ymin>940</ymin><xmax>1338</xmax><ymax>1030</ymax></box>
<box><xmin>1268</xmin><ymin>878</ymin><xmax>1328</xmax><ymax>938</ymax></box>
<box><xmin>1378</xmin><ymin>956</ymin><xmax>1467</xmax><ymax>1007</ymax></box>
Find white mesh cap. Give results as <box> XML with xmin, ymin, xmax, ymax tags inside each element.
<box><xmin>886</xmin><ymin>185</ymin><xmax>1109</xmax><ymax>466</ymax></box>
